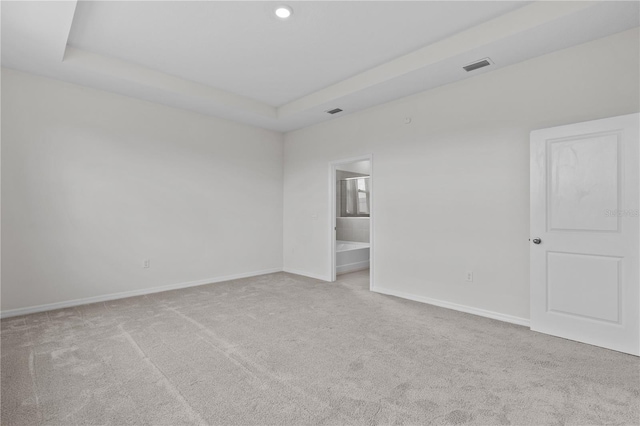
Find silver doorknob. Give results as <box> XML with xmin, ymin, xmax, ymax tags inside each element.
<box><xmin>532</xmin><ymin>238</ymin><xmax>542</xmax><ymax>244</ymax></box>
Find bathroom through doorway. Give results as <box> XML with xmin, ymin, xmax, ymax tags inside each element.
<box><xmin>329</xmin><ymin>155</ymin><xmax>373</xmax><ymax>289</ymax></box>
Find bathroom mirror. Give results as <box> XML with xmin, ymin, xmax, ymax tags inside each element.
<box><xmin>339</xmin><ymin>177</ymin><xmax>370</xmax><ymax>217</ymax></box>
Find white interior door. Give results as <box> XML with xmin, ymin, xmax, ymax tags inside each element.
<box><xmin>530</xmin><ymin>113</ymin><xmax>639</xmax><ymax>356</ymax></box>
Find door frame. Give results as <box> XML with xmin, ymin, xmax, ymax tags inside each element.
<box><xmin>328</xmin><ymin>154</ymin><xmax>373</xmax><ymax>289</ymax></box>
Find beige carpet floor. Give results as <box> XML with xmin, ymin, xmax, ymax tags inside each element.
<box><xmin>1</xmin><ymin>270</ymin><xmax>638</xmax><ymax>425</ymax></box>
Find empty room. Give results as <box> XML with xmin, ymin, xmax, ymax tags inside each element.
<box><xmin>1</xmin><ymin>1</ymin><xmax>639</xmax><ymax>425</ymax></box>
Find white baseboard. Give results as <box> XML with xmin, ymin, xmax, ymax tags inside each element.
<box><xmin>0</xmin><ymin>267</ymin><xmax>283</xmax><ymax>319</ymax></box>
<box><xmin>282</xmin><ymin>268</ymin><xmax>331</xmax><ymax>282</ymax></box>
<box><xmin>337</xmin><ymin>260</ymin><xmax>370</xmax><ymax>275</ymax></box>
<box><xmin>372</xmin><ymin>286</ymin><xmax>530</xmax><ymax>327</ymax></box>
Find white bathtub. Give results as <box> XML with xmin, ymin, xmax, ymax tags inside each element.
<box><xmin>336</xmin><ymin>240</ymin><xmax>370</xmax><ymax>275</ymax></box>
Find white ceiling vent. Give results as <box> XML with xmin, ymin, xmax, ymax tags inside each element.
<box><xmin>326</xmin><ymin>108</ymin><xmax>343</xmax><ymax>115</ymax></box>
<box><xmin>463</xmin><ymin>58</ymin><xmax>493</xmax><ymax>72</ymax></box>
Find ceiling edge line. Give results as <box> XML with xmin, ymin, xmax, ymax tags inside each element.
<box><xmin>60</xmin><ymin>0</ymin><xmax>80</xmax><ymax>62</ymax></box>
<box><xmin>276</xmin><ymin>0</ymin><xmax>596</xmax><ymax>119</ymax></box>
<box><xmin>63</xmin><ymin>47</ymin><xmax>278</xmax><ymax>120</ymax></box>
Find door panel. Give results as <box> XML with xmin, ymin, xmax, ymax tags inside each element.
<box><xmin>548</xmin><ymin>133</ymin><xmax>620</xmax><ymax>232</ymax></box>
<box><xmin>546</xmin><ymin>252</ymin><xmax>621</xmax><ymax>323</ymax></box>
<box><xmin>530</xmin><ymin>114</ymin><xmax>639</xmax><ymax>355</ymax></box>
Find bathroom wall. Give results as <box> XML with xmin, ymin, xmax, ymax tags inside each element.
<box><xmin>336</xmin><ymin>218</ymin><xmax>370</xmax><ymax>243</ymax></box>
<box><xmin>337</xmin><ymin>160</ymin><xmax>370</xmax><ymax>175</ymax></box>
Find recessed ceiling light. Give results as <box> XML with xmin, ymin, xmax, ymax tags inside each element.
<box><xmin>274</xmin><ymin>5</ymin><xmax>292</xmax><ymax>19</ymax></box>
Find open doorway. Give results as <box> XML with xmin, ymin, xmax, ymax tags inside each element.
<box><xmin>329</xmin><ymin>155</ymin><xmax>373</xmax><ymax>290</ymax></box>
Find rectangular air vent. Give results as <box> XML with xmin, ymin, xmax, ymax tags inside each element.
<box><xmin>326</xmin><ymin>108</ymin><xmax>343</xmax><ymax>115</ymax></box>
<box><xmin>463</xmin><ymin>58</ymin><xmax>492</xmax><ymax>72</ymax></box>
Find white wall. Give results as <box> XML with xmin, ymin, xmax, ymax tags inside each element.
<box><xmin>336</xmin><ymin>218</ymin><xmax>369</xmax><ymax>243</ymax></box>
<box><xmin>336</xmin><ymin>160</ymin><xmax>370</xmax><ymax>175</ymax></box>
<box><xmin>1</xmin><ymin>68</ymin><xmax>284</xmax><ymax>313</ymax></box>
<box><xmin>283</xmin><ymin>28</ymin><xmax>640</xmax><ymax>322</ymax></box>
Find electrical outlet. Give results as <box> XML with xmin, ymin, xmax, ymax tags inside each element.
<box><xmin>143</xmin><ymin>259</ymin><xmax>150</xmax><ymax>269</ymax></box>
<box><xmin>466</xmin><ymin>271</ymin><xmax>473</xmax><ymax>282</ymax></box>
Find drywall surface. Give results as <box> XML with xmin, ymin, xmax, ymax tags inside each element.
<box><xmin>336</xmin><ymin>160</ymin><xmax>370</xmax><ymax>175</ymax></box>
<box><xmin>1</xmin><ymin>68</ymin><xmax>284</xmax><ymax>312</ymax></box>
<box><xmin>283</xmin><ymin>28</ymin><xmax>640</xmax><ymax>321</ymax></box>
